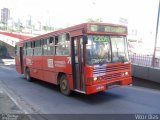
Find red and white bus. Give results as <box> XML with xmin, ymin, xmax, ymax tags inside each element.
<box><xmin>15</xmin><ymin>23</ymin><xmax>132</xmax><ymax>95</ymax></box>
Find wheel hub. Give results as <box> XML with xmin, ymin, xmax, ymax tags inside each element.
<box><xmin>61</xmin><ymin>80</ymin><xmax>67</xmax><ymax>90</ymax></box>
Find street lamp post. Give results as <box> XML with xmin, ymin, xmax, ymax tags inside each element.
<box><xmin>152</xmin><ymin>0</ymin><xmax>160</xmax><ymax>67</ymax></box>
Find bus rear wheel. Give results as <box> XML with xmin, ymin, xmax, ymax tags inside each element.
<box><xmin>60</xmin><ymin>75</ymin><xmax>71</xmax><ymax>96</ymax></box>
<box><xmin>25</xmin><ymin>68</ymin><xmax>32</xmax><ymax>82</ymax></box>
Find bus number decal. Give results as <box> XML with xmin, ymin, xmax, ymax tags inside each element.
<box><xmin>93</xmin><ymin>35</ymin><xmax>109</xmax><ymax>42</ymax></box>
<box><xmin>48</xmin><ymin>59</ymin><xmax>54</xmax><ymax>68</ymax></box>
<box><xmin>54</xmin><ymin>61</ymin><xmax>66</xmax><ymax>67</ymax></box>
<box><xmin>67</xmin><ymin>57</ymin><xmax>71</xmax><ymax>64</ymax></box>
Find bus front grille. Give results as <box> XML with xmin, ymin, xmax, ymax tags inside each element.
<box><xmin>106</xmin><ymin>64</ymin><xmax>129</xmax><ymax>72</ymax></box>
<box><xmin>106</xmin><ymin>64</ymin><xmax>130</xmax><ymax>80</ymax></box>
<box><xmin>106</xmin><ymin>73</ymin><xmax>122</xmax><ymax>80</ymax></box>
<box><xmin>93</xmin><ymin>65</ymin><xmax>106</xmax><ymax>77</ymax></box>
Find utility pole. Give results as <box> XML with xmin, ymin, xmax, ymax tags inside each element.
<box><xmin>152</xmin><ymin>0</ymin><xmax>160</xmax><ymax>67</ymax></box>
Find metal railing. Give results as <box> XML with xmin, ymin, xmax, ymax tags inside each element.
<box><xmin>129</xmin><ymin>53</ymin><xmax>160</xmax><ymax>68</ymax></box>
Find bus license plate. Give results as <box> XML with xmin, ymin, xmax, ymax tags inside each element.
<box><xmin>96</xmin><ymin>85</ymin><xmax>105</xmax><ymax>90</ymax></box>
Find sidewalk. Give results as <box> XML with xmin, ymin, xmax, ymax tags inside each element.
<box><xmin>0</xmin><ymin>88</ymin><xmax>22</xmax><ymax>114</ymax></box>
<box><xmin>0</xmin><ymin>86</ymin><xmax>33</xmax><ymax>120</ymax></box>
<box><xmin>0</xmin><ymin>59</ymin><xmax>22</xmax><ymax>114</ymax></box>
<box><xmin>0</xmin><ymin>62</ymin><xmax>39</xmax><ymax>120</ymax></box>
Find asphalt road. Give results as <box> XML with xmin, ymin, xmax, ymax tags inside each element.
<box><xmin>0</xmin><ymin>64</ymin><xmax>160</xmax><ymax>116</ymax></box>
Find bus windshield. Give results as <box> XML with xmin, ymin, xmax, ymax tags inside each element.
<box><xmin>86</xmin><ymin>35</ymin><xmax>129</xmax><ymax>65</ymax></box>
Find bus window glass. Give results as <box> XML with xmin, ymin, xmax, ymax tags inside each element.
<box><xmin>15</xmin><ymin>45</ymin><xmax>20</xmax><ymax>56</ymax></box>
<box><xmin>86</xmin><ymin>35</ymin><xmax>129</xmax><ymax>65</ymax></box>
<box><xmin>35</xmin><ymin>40</ymin><xmax>41</xmax><ymax>47</ymax></box>
<box><xmin>23</xmin><ymin>43</ymin><xmax>27</xmax><ymax>56</ymax></box>
<box><xmin>55</xmin><ymin>34</ymin><xmax>70</xmax><ymax>55</ymax></box>
<box><xmin>48</xmin><ymin>37</ymin><xmax>54</xmax><ymax>55</ymax></box>
<box><xmin>27</xmin><ymin>42</ymin><xmax>31</xmax><ymax>48</ymax></box>
<box><xmin>111</xmin><ymin>36</ymin><xmax>129</xmax><ymax>62</ymax></box>
<box><xmin>86</xmin><ymin>35</ymin><xmax>111</xmax><ymax>65</ymax></box>
<box><xmin>15</xmin><ymin>45</ymin><xmax>17</xmax><ymax>56</ymax></box>
<box><xmin>34</xmin><ymin>40</ymin><xmax>42</xmax><ymax>56</ymax></box>
<box><xmin>74</xmin><ymin>39</ymin><xmax>78</xmax><ymax>63</ymax></box>
<box><xmin>26</xmin><ymin>42</ymin><xmax>33</xmax><ymax>56</ymax></box>
<box><xmin>43</xmin><ymin>38</ymin><xmax>49</xmax><ymax>55</ymax></box>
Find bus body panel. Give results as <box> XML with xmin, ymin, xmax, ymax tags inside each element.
<box><xmin>23</xmin><ymin>55</ymin><xmax>73</xmax><ymax>85</ymax></box>
<box><xmin>15</xmin><ymin>56</ymin><xmax>22</xmax><ymax>74</ymax></box>
<box><xmin>31</xmin><ymin>56</ymin><xmax>43</xmax><ymax>80</ymax></box>
<box><xmin>66</xmin><ymin>74</ymin><xmax>74</xmax><ymax>91</ymax></box>
<box><xmin>42</xmin><ymin>56</ymin><xmax>56</xmax><ymax>84</ymax></box>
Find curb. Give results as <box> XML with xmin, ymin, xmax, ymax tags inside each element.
<box><xmin>0</xmin><ymin>59</ymin><xmax>15</xmax><ymax>65</ymax></box>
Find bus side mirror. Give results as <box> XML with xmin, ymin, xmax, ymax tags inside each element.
<box><xmin>83</xmin><ymin>35</ymin><xmax>88</xmax><ymax>44</ymax></box>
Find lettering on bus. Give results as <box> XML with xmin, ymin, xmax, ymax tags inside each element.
<box><xmin>47</xmin><ymin>59</ymin><xmax>54</xmax><ymax>68</ymax></box>
<box><xmin>54</xmin><ymin>61</ymin><xmax>66</xmax><ymax>67</ymax></box>
<box><xmin>90</xmin><ymin>24</ymin><xmax>127</xmax><ymax>34</ymax></box>
<box><xmin>104</xmin><ymin>26</ymin><xmax>126</xmax><ymax>33</ymax></box>
<box><xmin>92</xmin><ymin>35</ymin><xmax>110</xmax><ymax>42</ymax></box>
<box><xmin>26</xmin><ymin>58</ymin><xmax>32</xmax><ymax>65</ymax></box>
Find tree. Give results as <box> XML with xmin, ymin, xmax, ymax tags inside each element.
<box><xmin>86</xmin><ymin>18</ymin><xmax>103</xmax><ymax>22</ymax></box>
<box><xmin>42</xmin><ymin>25</ymin><xmax>54</xmax><ymax>32</ymax></box>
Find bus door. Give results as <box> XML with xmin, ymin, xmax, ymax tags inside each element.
<box><xmin>71</xmin><ymin>37</ymin><xmax>85</xmax><ymax>92</ymax></box>
<box><xmin>19</xmin><ymin>47</ymin><xmax>24</xmax><ymax>73</ymax></box>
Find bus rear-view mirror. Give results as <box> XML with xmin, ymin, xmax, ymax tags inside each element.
<box><xmin>83</xmin><ymin>35</ymin><xmax>88</xmax><ymax>44</ymax></box>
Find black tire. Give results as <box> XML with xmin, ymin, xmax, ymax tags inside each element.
<box><xmin>25</xmin><ymin>68</ymin><xmax>32</xmax><ymax>82</ymax></box>
<box><xmin>60</xmin><ymin>75</ymin><xmax>71</xmax><ymax>96</ymax></box>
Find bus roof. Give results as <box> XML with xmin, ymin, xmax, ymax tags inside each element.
<box><xmin>18</xmin><ymin>22</ymin><xmax>127</xmax><ymax>43</ymax></box>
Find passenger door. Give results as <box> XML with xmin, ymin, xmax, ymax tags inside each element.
<box><xmin>71</xmin><ymin>36</ymin><xmax>85</xmax><ymax>92</ymax></box>
<box><xmin>15</xmin><ymin>45</ymin><xmax>24</xmax><ymax>74</ymax></box>
<box><xmin>19</xmin><ymin>47</ymin><xmax>24</xmax><ymax>73</ymax></box>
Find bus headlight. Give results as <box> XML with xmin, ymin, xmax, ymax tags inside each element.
<box><xmin>93</xmin><ymin>77</ymin><xmax>98</xmax><ymax>81</ymax></box>
<box><xmin>121</xmin><ymin>73</ymin><xmax>125</xmax><ymax>76</ymax></box>
<box><xmin>87</xmin><ymin>76</ymin><xmax>103</xmax><ymax>83</ymax></box>
<box><xmin>122</xmin><ymin>72</ymin><xmax>129</xmax><ymax>76</ymax></box>
<box><xmin>125</xmin><ymin>72</ymin><xmax>128</xmax><ymax>76</ymax></box>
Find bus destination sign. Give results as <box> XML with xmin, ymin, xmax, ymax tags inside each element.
<box><xmin>90</xmin><ymin>24</ymin><xmax>127</xmax><ymax>34</ymax></box>
<box><xmin>92</xmin><ymin>35</ymin><xmax>110</xmax><ymax>42</ymax></box>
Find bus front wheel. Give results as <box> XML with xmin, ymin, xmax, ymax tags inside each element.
<box><xmin>60</xmin><ymin>75</ymin><xmax>71</xmax><ymax>96</ymax></box>
<box><xmin>25</xmin><ymin>68</ymin><xmax>32</xmax><ymax>82</ymax></box>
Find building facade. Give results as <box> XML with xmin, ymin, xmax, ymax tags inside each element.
<box><xmin>1</xmin><ymin>8</ymin><xmax>10</xmax><ymax>24</ymax></box>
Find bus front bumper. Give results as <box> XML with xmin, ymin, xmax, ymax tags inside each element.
<box><xmin>85</xmin><ymin>77</ymin><xmax>132</xmax><ymax>95</ymax></box>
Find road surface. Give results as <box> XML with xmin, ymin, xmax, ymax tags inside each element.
<box><xmin>0</xmin><ymin>64</ymin><xmax>160</xmax><ymax>119</ymax></box>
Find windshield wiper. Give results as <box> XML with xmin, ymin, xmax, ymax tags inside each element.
<box><xmin>114</xmin><ymin>42</ymin><xmax>125</xmax><ymax>63</ymax></box>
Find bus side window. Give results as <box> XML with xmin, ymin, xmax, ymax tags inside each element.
<box><xmin>34</xmin><ymin>40</ymin><xmax>42</xmax><ymax>56</ymax></box>
<box><xmin>26</xmin><ymin>42</ymin><xmax>33</xmax><ymax>56</ymax></box>
<box><xmin>55</xmin><ymin>36</ymin><xmax>59</xmax><ymax>55</ymax></box>
<box><xmin>74</xmin><ymin>39</ymin><xmax>78</xmax><ymax>63</ymax></box>
<box><xmin>24</xmin><ymin>43</ymin><xmax>27</xmax><ymax>56</ymax></box>
<box><xmin>23</xmin><ymin>44</ymin><xmax>25</xmax><ymax>56</ymax></box>
<box><xmin>43</xmin><ymin>38</ymin><xmax>50</xmax><ymax>55</ymax></box>
<box><xmin>26</xmin><ymin>42</ymin><xmax>28</xmax><ymax>56</ymax></box>
<box><xmin>55</xmin><ymin>34</ymin><xmax>70</xmax><ymax>55</ymax></box>
<box><xmin>33</xmin><ymin>41</ymin><xmax>35</xmax><ymax>56</ymax></box>
<box><xmin>48</xmin><ymin>37</ymin><xmax>54</xmax><ymax>55</ymax></box>
<box><xmin>15</xmin><ymin>45</ymin><xmax>17</xmax><ymax>56</ymax></box>
<box><xmin>31</xmin><ymin>42</ymin><xmax>34</xmax><ymax>56</ymax></box>
<box><xmin>43</xmin><ymin>39</ymin><xmax>47</xmax><ymax>55</ymax></box>
<box><xmin>15</xmin><ymin>45</ymin><xmax>20</xmax><ymax>56</ymax></box>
